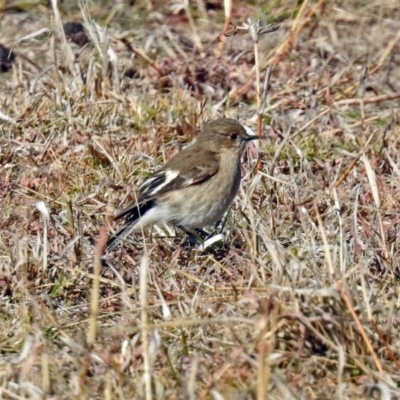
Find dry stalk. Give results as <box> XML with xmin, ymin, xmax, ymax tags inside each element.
<box><xmin>361</xmin><ymin>153</ymin><xmax>389</xmax><ymax>260</ymax></box>
<box><xmin>216</xmin><ymin>0</ymin><xmax>232</xmax><ymax>56</ymax></box>
<box><xmin>140</xmin><ymin>254</ymin><xmax>152</xmax><ymax>400</ymax></box>
<box><xmin>88</xmin><ymin>228</ymin><xmax>106</xmax><ymax>344</ymax></box>
<box><xmin>334</xmin><ymin>91</ymin><xmax>400</xmax><ymax>106</ymax></box>
<box><xmin>108</xmin><ymin>317</ymin><xmax>254</xmax><ymax>337</ymax></box>
<box><xmin>333</xmin><ymin>129</ymin><xmax>376</xmax><ymax>188</ymax></box>
<box><xmin>367</xmin><ymin>26</ymin><xmax>400</xmax><ymax>75</ymax></box>
<box><xmin>260</xmin><ymin>0</ymin><xmax>325</xmax><ymax>70</ymax></box>
<box><xmin>334</xmin><ymin>280</ymin><xmax>384</xmax><ymax>374</ymax></box>
<box><xmin>183</xmin><ymin>0</ymin><xmax>203</xmax><ymax>50</ymax></box>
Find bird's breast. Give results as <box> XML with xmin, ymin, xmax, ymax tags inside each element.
<box><xmin>163</xmin><ymin>156</ymin><xmax>242</xmax><ymax>229</ymax></box>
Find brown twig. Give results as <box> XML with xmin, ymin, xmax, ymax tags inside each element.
<box><xmin>334</xmin><ymin>279</ymin><xmax>383</xmax><ymax>374</ymax></box>
<box><xmin>333</xmin><ymin>130</ymin><xmax>376</xmax><ymax>188</ymax></box>
<box><xmin>119</xmin><ymin>37</ymin><xmax>163</xmax><ymax>74</ymax></box>
<box><xmin>333</xmin><ymin>91</ymin><xmax>400</xmax><ymax>106</ymax></box>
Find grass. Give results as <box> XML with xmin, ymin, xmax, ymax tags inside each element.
<box><xmin>1</xmin><ymin>0</ymin><xmax>400</xmax><ymax>398</ymax></box>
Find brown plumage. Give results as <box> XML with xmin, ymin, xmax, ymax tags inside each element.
<box><xmin>107</xmin><ymin>118</ymin><xmax>257</xmax><ymax>251</ymax></box>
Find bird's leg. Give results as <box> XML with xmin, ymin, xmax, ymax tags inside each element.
<box><xmin>177</xmin><ymin>226</ymin><xmax>210</xmax><ymax>247</ymax></box>
<box><xmin>178</xmin><ymin>226</ymin><xmax>227</xmax><ymax>253</ymax></box>
<box><xmin>194</xmin><ymin>228</ymin><xmax>210</xmax><ymax>239</ymax></box>
<box><xmin>211</xmin><ymin>219</ymin><xmax>223</xmax><ymax>237</ymax></box>
<box><xmin>215</xmin><ymin>207</ymin><xmax>233</xmax><ymax>235</ymax></box>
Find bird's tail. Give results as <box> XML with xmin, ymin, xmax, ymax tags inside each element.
<box><xmin>106</xmin><ymin>200</ymin><xmax>154</xmax><ymax>252</ymax></box>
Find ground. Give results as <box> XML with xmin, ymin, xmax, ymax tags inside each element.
<box><xmin>1</xmin><ymin>0</ymin><xmax>400</xmax><ymax>399</ymax></box>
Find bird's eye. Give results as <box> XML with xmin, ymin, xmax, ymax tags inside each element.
<box><xmin>230</xmin><ymin>133</ymin><xmax>238</xmax><ymax>140</ymax></box>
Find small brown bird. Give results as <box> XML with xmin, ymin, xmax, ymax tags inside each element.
<box><xmin>106</xmin><ymin>118</ymin><xmax>258</xmax><ymax>252</ymax></box>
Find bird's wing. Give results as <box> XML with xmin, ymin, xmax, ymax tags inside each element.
<box><xmin>114</xmin><ymin>150</ymin><xmax>219</xmax><ymax>221</ymax></box>
<box><xmin>138</xmin><ymin>149</ymin><xmax>219</xmax><ymax>199</ymax></box>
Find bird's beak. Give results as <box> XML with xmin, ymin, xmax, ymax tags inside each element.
<box><xmin>242</xmin><ymin>126</ymin><xmax>261</xmax><ymax>142</ymax></box>
<box><xmin>243</xmin><ymin>134</ymin><xmax>259</xmax><ymax>142</ymax></box>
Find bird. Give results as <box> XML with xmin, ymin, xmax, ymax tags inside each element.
<box><xmin>106</xmin><ymin>117</ymin><xmax>258</xmax><ymax>252</ymax></box>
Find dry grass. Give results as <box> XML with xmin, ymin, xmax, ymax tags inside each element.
<box><xmin>1</xmin><ymin>0</ymin><xmax>400</xmax><ymax>398</ymax></box>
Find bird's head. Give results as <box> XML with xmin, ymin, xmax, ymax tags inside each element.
<box><xmin>198</xmin><ymin>118</ymin><xmax>258</xmax><ymax>154</ymax></box>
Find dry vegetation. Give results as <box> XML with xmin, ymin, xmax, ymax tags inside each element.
<box><xmin>1</xmin><ymin>0</ymin><xmax>400</xmax><ymax>398</ymax></box>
